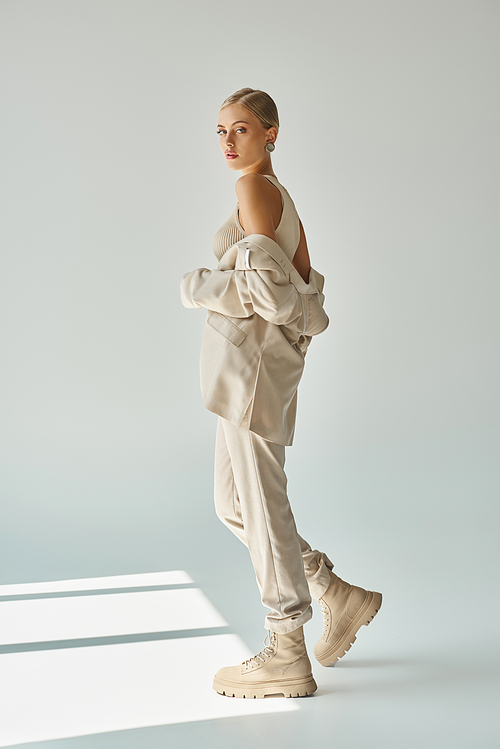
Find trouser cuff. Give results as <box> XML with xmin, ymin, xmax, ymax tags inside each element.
<box><xmin>307</xmin><ymin>554</ymin><xmax>334</xmax><ymax>600</ymax></box>
<box><xmin>265</xmin><ymin>604</ymin><xmax>313</xmax><ymax>634</ymax></box>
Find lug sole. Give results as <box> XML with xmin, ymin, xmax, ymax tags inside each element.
<box><xmin>213</xmin><ymin>674</ymin><xmax>318</xmax><ymax>699</ymax></box>
<box><xmin>315</xmin><ymin>590</ymin><xmax>382</xmax><ymax>667</ymax></box>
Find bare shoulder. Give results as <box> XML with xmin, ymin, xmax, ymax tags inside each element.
<box><xmin>235</xmin><ymin>172</ymin><xmax>271</xmax><ymax>197</ymax></box>
<box><xmin>234</xmin><ymin>174</ymin><xmax>279</xmax><ymax>239</ymax></box>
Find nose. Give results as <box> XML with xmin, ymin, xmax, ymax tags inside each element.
<box><xmin>224</xmin><ymin>136</ymin><xmax>234</xmax><ymax>149</ymax></box>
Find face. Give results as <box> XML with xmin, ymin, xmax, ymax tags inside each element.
<box><xmin>217</xmin><ymin>103</ymin><xmax>277</xmax><ymax>174</ymax></box>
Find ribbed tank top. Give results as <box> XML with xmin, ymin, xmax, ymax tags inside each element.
<box><xmin>212</xmin><ymin>174</ymin><xmax>300</xmax><ymax>263</ymax></box>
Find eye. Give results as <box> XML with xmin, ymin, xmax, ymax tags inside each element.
<box><xmin>217</xmin><ymin>128</ymin><xmax>246</xmax><ymax>135</ymax></box>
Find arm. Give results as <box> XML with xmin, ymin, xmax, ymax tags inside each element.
<box><xmin>180</xmin><ymin>237</ymin><xmax>302</xmax><ymax>325</ymax></box>
<box><xmin>239</xmin><ymin>173</ymin><xmax>311</xmax><ymax>284</ymax></box>
<box><xmin>181</xmin><ymin>235</ymin><xmax>328</xmax><ymax>334</ymax></box>
<box><xmin>236</xmin><ymin>173</ymin><xmax>279</xmax><ymax>242</ymax></box>
<box><xmin>181</xmin><ymin>174</ymin><xmax>282</xmax><ymax>316</ymax></box>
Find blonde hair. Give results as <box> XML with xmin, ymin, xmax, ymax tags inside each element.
<box><xmin>220</xmin><ymin>88</ymin><xmax>279</xmax><ymax>131</ymax></box>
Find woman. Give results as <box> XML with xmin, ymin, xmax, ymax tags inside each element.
<box><xmin>181</xmin><ymin>88</ymin><xmax>382</xmax><ymax>699</ymax></box>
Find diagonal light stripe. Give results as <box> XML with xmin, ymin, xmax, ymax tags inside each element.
<box><xmin>0</xmin><ymin>589</ymin><xmax>227</xmax><ymax>645</ymax></box>
<box><xmin>0</xmin><ymin>635</ymin><xmax>298</xmax><ymax>746</ymax></box>
<box><xmin>0</xmin><ymin>570</ymin><xmax>192</xmax><ymax>596</ymax></box>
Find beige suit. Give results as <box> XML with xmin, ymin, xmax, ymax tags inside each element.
<box><xmin>181</xmin><ymin>232</ymin><xmax>332</xmax><ymax>633</ymax></box>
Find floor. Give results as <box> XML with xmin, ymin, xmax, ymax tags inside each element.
<box><xmin>1</xmin><ymin>426</ymin><xmax>499</xmax><ymax>748</ymax></box>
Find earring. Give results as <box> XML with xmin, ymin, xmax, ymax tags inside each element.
<box><xmin>265</xmin><ymin>142</ymin><xmax>275</xmax><ymax>152</ymax></box>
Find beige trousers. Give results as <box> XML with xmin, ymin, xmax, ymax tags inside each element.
<box><xmin>214</xmin><ymin>416</ymin><xmax>333</xmax><ymax>634</ymax></box>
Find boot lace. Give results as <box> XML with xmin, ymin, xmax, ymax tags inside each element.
<box><xmin>244</xmin><ymin>631</ymin><xmax>277</xmax><ymax>669</ymax></box>
<box><xmin>320</xmin><ymin>598</ymin><xmax>330</xmax><ymax>637</ymax></box>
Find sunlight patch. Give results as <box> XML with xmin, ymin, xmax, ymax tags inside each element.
<box><xmin>0</xmin><ymin>588</ymin><xmax>227</xmax><ymax>644</ymax></box>
<box><xmin>0</xmin><ymin>573</ymin><xmax>298</xmax><ymax>746</ymax></box>
<box><xmin>0</xmin><ymin>570</ymin><xmax>192</xmax><ymax>596</ymax></box>
<box><xmin>0</xmin><ymin>634</ymin><xmax>297</xmax><ymax>746</ymax></box>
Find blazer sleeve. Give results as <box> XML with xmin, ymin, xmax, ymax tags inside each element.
<box><xmin>180</xmin><ymin>242</ymin><xmax>303</xmax><ymax>326</ymax></box>
<box><xmin>180</xmin><ymin>267</ymin><xmax>254</xmax><ymax>318</ymax></box>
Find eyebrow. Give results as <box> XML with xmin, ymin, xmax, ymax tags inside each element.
<box><xmin>217</xmin><ymin>120</ymin><xmax>249</xmax><ymax>128</ymax></box>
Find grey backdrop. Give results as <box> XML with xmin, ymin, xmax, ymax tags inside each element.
<box><xmin>1</xmin><ymin>1</ymin><xmax>499</xmax><ymax>747</ymax></box>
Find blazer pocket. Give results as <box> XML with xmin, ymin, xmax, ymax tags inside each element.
<box><xmin>206</xmin><ymin>311</ymin><xmax>247</xmax><ymax>347</ymax></box>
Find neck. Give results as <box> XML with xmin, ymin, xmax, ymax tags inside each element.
<box><xmin>241</xmin><ymin>156</ymin><xmax>275</xmax><ymax>177</ymax></box>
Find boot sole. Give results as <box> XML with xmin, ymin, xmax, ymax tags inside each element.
<box><xmin>213</xmin><ymin>674</ymin><xmax>318</xmax><ymax>699</ymax></box>
<box><xmin>315</xmin><ymin>590</ymin><xmax>382</xmax><ymax>667</ymax></box>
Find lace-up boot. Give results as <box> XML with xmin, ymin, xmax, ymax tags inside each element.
<box><xmin>314</xmin><ymin>570</ymin><xmax>382</xmax><ymax>666</ymax></box>
<box><xmin>213</xmin><ymin>626</ymin><xmax>317</xmax><ymax>698</ymax></box>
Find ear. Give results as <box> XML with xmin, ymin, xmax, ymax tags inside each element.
<box><xmin>266</xmin><ymin>126</ymin><xmax>278</xmax><ymax>145</ymax></box>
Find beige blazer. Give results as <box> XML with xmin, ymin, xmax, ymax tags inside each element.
<box><xmin>180</xmin><ymin>233</ymin><xmax>329</xmax><ymax>445</ymax></box>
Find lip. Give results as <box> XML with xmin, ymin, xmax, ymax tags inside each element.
<box><xmin>225</xmin><ymin>152</ymin><xmax>238</xmax><ymax>159</ymax></box>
